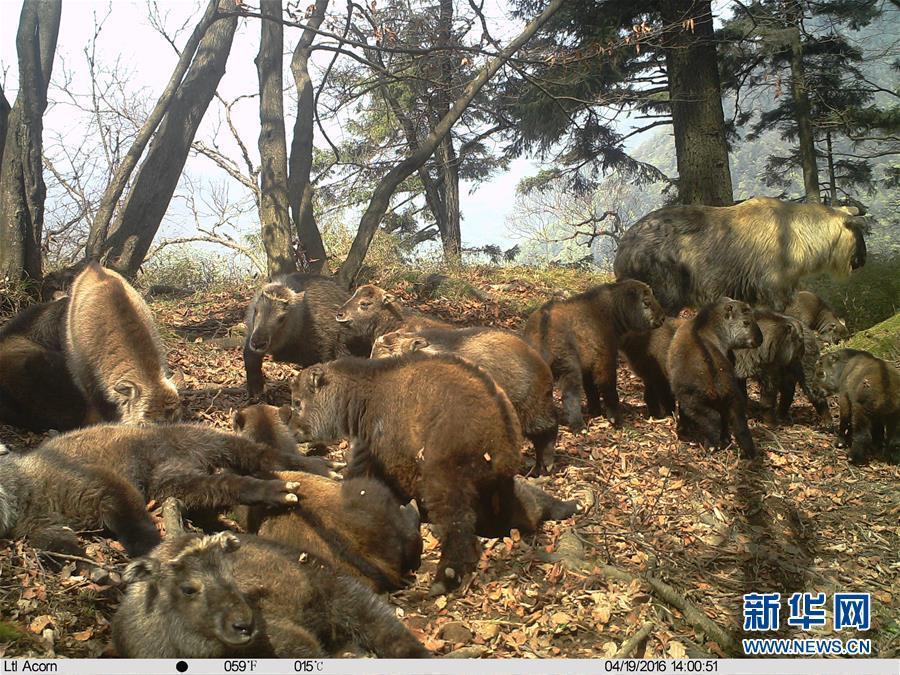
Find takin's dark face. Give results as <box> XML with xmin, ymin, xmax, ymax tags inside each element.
<box><xmin>288</xmin><ymin>366</ymin><xmax>340</xmax><ymax>443</ymax></box>
<box><xmin>721</xmin><ymin>299</ymin><xmax>763</xmax><ymax>350</ymax></box>
<box><xmin>818</xmin><ymin>319</ymin><xmax>850</xmax><ymax>345</ymax></box>
<box><xmin>621</xmin><ymin>281</ymin><xmax>666</xmax><ymax>331</ymax></box>
<box><xmin>125</xmin><ymin>535</ymin><xmax>257</xmax><ymax>652</ymax></box>
<box><xmin>814</xmin><ymin>351</ymin><xmax>848</xmax><ymax>394</ymax></box>
<box><xmin>247</xmin><ymin>287</ymin><xmax>299</xmax><ymax>354</ymax></box>
<box><xmin>847</xmin><ymin>220</ymin><xmax>867</xmax><ymax>271</ymax></box>
<box><xmin>335</xmin><ymin>285</ymin><xmax>395</xmax><ymax>335</ymax></box>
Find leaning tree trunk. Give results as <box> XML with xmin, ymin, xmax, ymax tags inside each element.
<box><xmin>787</xmin><ymin>19</ymin><xmax>820</xmax><ymax>202</ymax></box>
<box><xmin>661</xmin><ymin>0</ymin><xmax>733</xmax><ymax>206</ymax></box>
<box><xmin>256</xmin><ymin>0</ymin><xmax>297</xmax><ymax>277</ymax></box>
<box><xmin>337</xmin><ymin>0</ymin><xmax>567</xmax><ymax>287</ymax></box>
<box><xmin>85</xmin><ymin>0</ymin><xmax>220</xmax><ymax>260</ymax></box>
<box><xmin>287</xmin><ymin>0</ymin><xmax>330</xmax><ymax>273</ymax></box>
<box><xmin>98</xmin><ymin>0</ymin><xmax>239</xmax><ymax>277</ymax></box>
<box><xmin>0</xmin><ymin>0</ymin><xmax>61</xmax><ymax>282</ymax></box>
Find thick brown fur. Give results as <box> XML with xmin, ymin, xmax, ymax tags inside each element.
<box><xmin>65</xmin><ymin>263</ymin><xmax>180</xmax><ymax>424</ymax></box>
<box><xmin>0</xmin><ymin>450</ymin><xmax>160</xmax><ymax>562</ymax></box>
<box><xmin>247</xmin><ymin>470</ymin><xmax>422</xmax><ymax>592</ymax></box>
<box><xmin>233</xmin><ymin>403</ymin><xmax>337</xmax><ymax>478</ymax></box>
<box><xmin>522</xmin><ymin>280</ymin><xmax>665</xmax><ymax>431</ymax></box>
<box><xmin>335</xmin><ymin>284</ymin><xmax>451</xmax><ymax>345</ymax></box>
<box><xmin>0</xmin><ymin>299</ymin><xmax>93</xmax><ymax>431</ymax></box>
<box><xmin>815</xmin><ymin>349</ymin><xmax>900</xmax><ymax>464</ymax></box>
<box><xmin>113</xmin><ymin>532</ymin><xmax>429</xmax><ymax>658</ymax></box>
<box><xmin>620</xmin><ymin>318</ymin><xmax>684</xmax><ymax>419</ymax></box>
<box><xmin>243</xmin><ymin>274</ymin><xmax>369</xmax><ymax>400</ymax></box>
<box><xmin>0</xmin><ymin>336</ymin><xmax>93</xmax><ymax>432</ymax></box>
<box><xmin>777</xmin><ymin>323</ymin><xmax>831</xmax><ymax>426</ymax></box>
<box><xmin>733</xmin><ymin>310</ymin><xmax>805</xmax><ymax>424</ymax></box>
<box><xmin>37</xmin><ymin>424</ymin><xmax>312</xmax><ymax>518</ymax></box>
<box><xmin>371</xmin><ymin>327</ymin><xmax>559</xmax><ymax>473</ymax></box>
<box><xmin>288</xmin><ymin>354</ymin><xmax>575</xmax><ymax>594</ymax></box>
<box><xmin>667</xmin><ymin>298</ymin><xmax>763</xmax><ymax>458</ymax></box>
<box><xmin>614</xmin><ymin>197</ymin><xmax>868</xmax><ymax>314</ymax></box>
<box><xmin>785</xmin><ymin>290</ymin><xmax>849</xmax><ymax>345</ymax></box>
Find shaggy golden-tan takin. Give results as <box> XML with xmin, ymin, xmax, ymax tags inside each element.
<box><xmin>614</xmin><ymin>197</ymin><xmax>868</xmax><ymax>313</ymax></box>
<box><xmin>65</xmin><ymin>263</ymin><xmax>180</xmax><ymax>424</ymax></box>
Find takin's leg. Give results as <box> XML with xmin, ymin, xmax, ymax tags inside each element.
<box><xmin>676</xmin><ymin>391</ymin><xmax>723</xmax><ymax>450</ymax></box>
<box><xmin>263</xmin><ymin>618</ymin><xmax>324</xmax><ymax>658</ymax></box>
<box><xmin>836</xmin><ymin>394</ymin><xmax>852</xmax><ymax>448</ymax></box>
<box><xmin>243</xmin><ymin>346</ymin><xmax>267</xmax><ymax>401</ymax></box>
<box><xmin>848</xmin><ymin>403</ymin><xmax>874</xmax><ymax>465</ymax></box>
<box><xmin>726</xmin><ymin>396</ymin><xmax>757</xmax><ymax>459</ymax></box>
<box><xmin>421</xmin><ymin>469</ymin><xmax>480</xmax><ymax>596</ymax></box>
<box><xmin>776</xmin><ymin>371</ymin><xmax>798</xmax><ymax>422</ymax></box>
<box><xmin>151</xmin><ymin>469</ymin><xmax>301</xmax><ymax>512</ymax></box>
<box><xmin>758</xmin><ymin>373</ymin><xmax>780</xmax><ymax>425</ymax></box>
<box><xmin>556</xmin><ymin>356</ymin><xmax>586</xmax><ymax>433</ymax></box>
<box><xmin>590</xmin><ymin>352</ymin><xmax>622</xmax><ymax>427</ymax></box>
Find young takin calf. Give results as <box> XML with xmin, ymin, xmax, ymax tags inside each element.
<box><xmin>335</xmin><ymin>284</ymin><xmax>451</xmax><ymax>346</ymax></box>
<box><xmin>733</xmin><ymin>310</ymin><xmax>805</xmax><ymax>424</ymax></box>
<box><xmin>113</xmin><ymin>532</ymin><xmax>429</xmax><ymax>658</ymax></box>
<box><xmin>288</xmin><ymin>354</ymin><xmax>577</xmax><ymax>594</ymax></box>
<box><xmin>667</xmin><ymin>298</ymin><xmax>763</xmax><ymax>458</ymax></box>
<box><xmin>816</xmin><ymin>349</ymin><xmax>899</xmax><ymax>464</ymax></box>
<box><xmin>233</xmin><ymin>403</ymin><xmax>421</xmax><ymax>591</ymax></box>
<box><xmin>785</xmin><ymin>290</ymin><xmax>849</xmax><ymax>345</ymax></box>
<box><xmin>37</xmin><ymin>424</ymin><xmax>310</xmax><ymax>519</ymax></box>
<box><xmin>523</xmin><ymin>280</ymin><xmax>665</xmax><ymax>431</ymax></box>
<box><xmin>620</xmin><ymin>318</ymin><xmax>685</xmax><ymax>419</ymax></box>
<box><xmin>65</xmin><ymin>263</ymin><xmax>181</xmax><ymax>424</ymax></box>
<box><xmin>371</xmin><ymin>327</ymin><xmax>558</xmax><ymax>473</ymax></box>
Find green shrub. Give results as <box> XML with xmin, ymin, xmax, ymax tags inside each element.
<box><xmin>842</xmin><ymin>312</ymin><xmax>900</xmax><ymax>364</ymax></box>
<box><xmin>138</xmin><ymin>247</ymin><xmax>254</xmax><ymax>291</ymax></box>
<box><xmin>802</xmin><ymin>252</ymin><xmax>900</xmax><ymax>332</ymax></box>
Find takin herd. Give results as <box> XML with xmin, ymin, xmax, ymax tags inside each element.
<box><xmin>0</xmin><ymin>196</ymin><xmax>897</xmax><ymax>659</ymax></box>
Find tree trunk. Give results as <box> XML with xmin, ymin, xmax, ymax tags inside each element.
<box><xmin>787</xmin><ymin>20</ymin><xmax>820</xmax><ymax>202</ymax></box>
<box><xmin>337</xmin><ymin>0</ymin><xmax>566</xmax><ymax>287</ymax></box>
<box><xmin>85</xmin><ymin>0</ymin><xmax>220</xmax><ymax>259</ymax></box>
<box><xmin>98</xmin><ymin>0</ymin><xmax>239</xmax><ymax>276</ymax></box>
<box><xmin>825</xmin><ymin>130</ymin><xmax>837</xmax><ymax>203</ymax></box>
<box><xmin>0</xmin><ymin>0</ymin><xmax>61</xmax><ymax>282</ymax></box>
<box><xmin>661</xmin><ymin>0</ymin><xmax>733</xmax><ymax>206</ymax></box>
<box><xmin>287</xmin><ymin>0</ymin><xmax>330</xmax><ymax>274</ymax></box>
<box><xmin>256</xmin><ymin>0</ymin><xmax>297</xmax><ymax>277</ymax></box>
<box><xmin>435</xmin><ymin>140</ymin><xmax>461</xmax><ymax>262</ymax></box>
<box><xmin>433</xmin><ymin>0</ymin><xmax>462</xmax><ymax>263</ymax></box>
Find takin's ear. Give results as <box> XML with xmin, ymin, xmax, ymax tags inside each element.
<box><xmin>124</xmin><ymin>558</ymin><xmax>160</xmax><ymax>583</ymax></box>
<box><xmin>382</xmin><ymin>292</ymin><xmax>397</xmax><ymax>306</ymax></box>
<box><xmin>210</xmin><ymin>531</ymin><xmax>241</xmax><ymax>553</ymax></box>
<box><xmin>835</xmin><ymin>205</ymin><xmax>860</xmax><ymax>216</ymax></box>
<box><xmin>232</xmin><ymin>409</ymin><xmax>247</xmax><ymax>431</ymax></box>
<box><xmin>169</xmin><ymin>369</ymin><xmax>185</xmax><ymax>387</ymax></box>
<box><xmin>723</xmin><ymin>303</ymin><xmax>735</xmax><ymax>319</ymax></box>
<box><xmin>114</xmin><ymin>380</ymin><xmax>141</xmax><ymax>401</ymax></box>
<box><xmin>277</xmin><ymin>404</ymin><xmax>292</xmax><ymax>424</ymax></box>
<box><xmin>309</xmin><ymin>365</ymin><xmax>326</xmax><ymax>390</ymax></box>
<box><xmin>845</xmin><ymin>215</ymin><xmax>871</xmax><ymax>234</ymax></box>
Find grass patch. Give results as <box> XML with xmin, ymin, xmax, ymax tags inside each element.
<box><xmin>843</xmin><ymin>312</ymin><xmax>900</xmax><ymax>364</ymax></box>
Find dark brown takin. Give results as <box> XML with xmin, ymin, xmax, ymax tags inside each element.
<box><xmin>523</xmin><ymin>280</ymin><xmax>665</xmax><ymax>431</ymax></box>
<box><xmin>288</xmin><ymin>354</ymin><xmax>577</xmax><ymax>595</ymax></box>
<box><xmin>243</xmin><ymin>274</ymin><xmax>368</xmax><ymax>400</ymax></box>
<box><xmin>815</xmin><ymin>349</ymin><xmax>899</xmax><ymax>464</ymax></box>
<box><xmin>667</xmin><ymin>298</ymin><xmax>763</xmax><ymax>459</ymax></box>
<box><xmin>371</xmin><ymin>326</ymin><xmax>559</xmax><ymax>474</ymax></box>
<box><xmin>620</xmin><ymin>317</ymin><xmax>684</xmax><ymax>419</ymax></box>
<box><xmin>335</xmin><ymin>284</ymin><xmax>451</xmax><ymax>346</ymax></box>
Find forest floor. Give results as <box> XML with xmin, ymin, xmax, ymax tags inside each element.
<box><xmin>1</xmin><ymin>267</ymin><xmax>898</xmax><ymax>659</ymax></box>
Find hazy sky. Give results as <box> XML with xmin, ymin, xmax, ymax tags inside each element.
<box><xmin>0</xmin><ymin>0</ymin><xmax>554</xmax><ymax>253</ymax></box>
